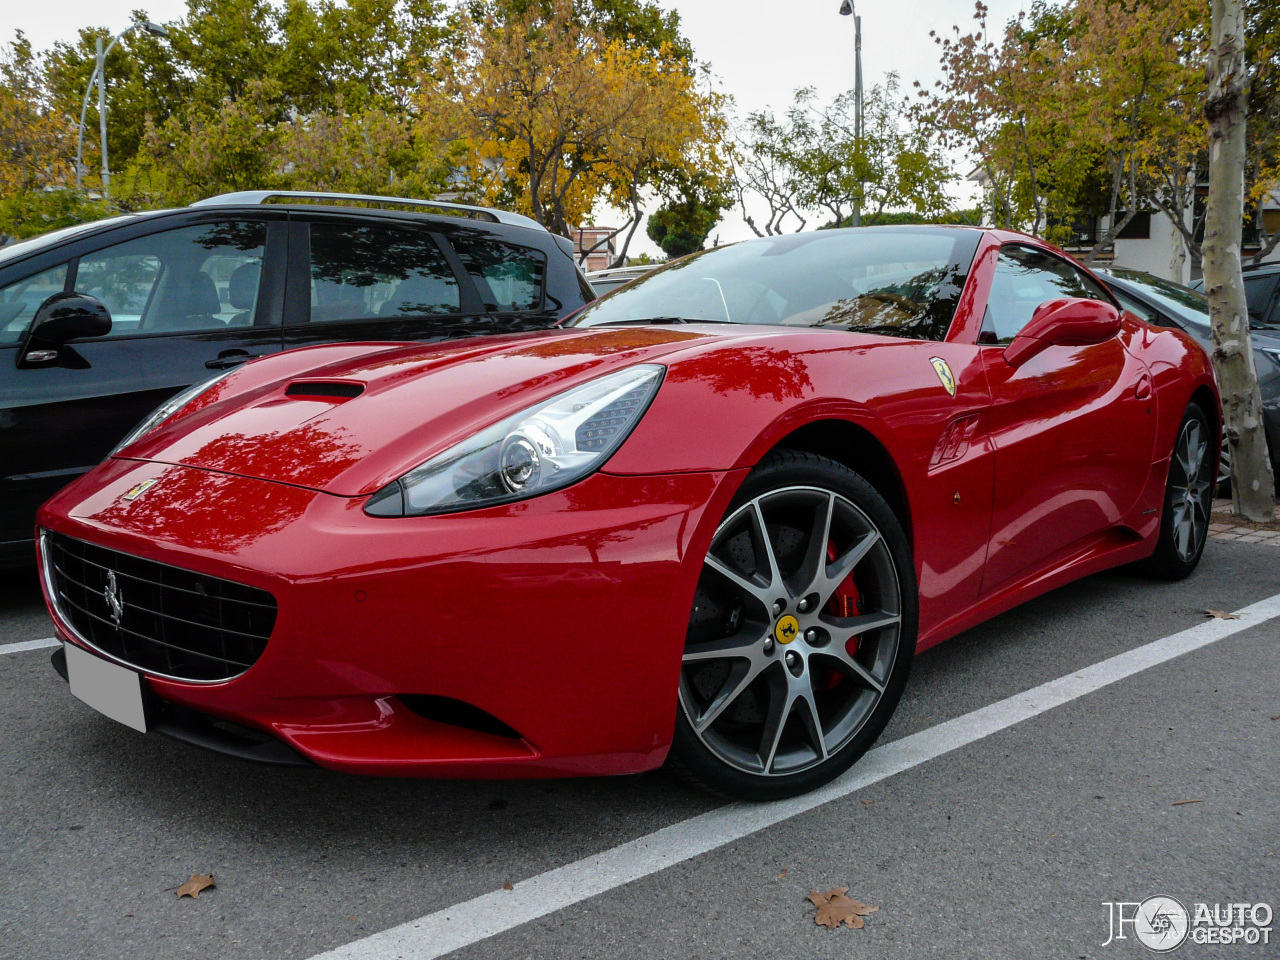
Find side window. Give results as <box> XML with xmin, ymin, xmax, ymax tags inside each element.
<box><xmin>309</xmin><ymin>223</ymin><xmax>459</xmax><ymax>323</ymax></box>
<box><xmin>0</xmin><ymin>264</ymin><xmax>69</xmax><ymax>347</ymax></box>
<box><xmin>1243</xmin><ymin>273</ymin><xmax>1279</xmax><ymax>325</ymax></box>
<box><xmin>1111</xmin><ymin>290</ymin><xmax>1161</xmax><ymax>326</ymax></box>
<box><xmin>451</xmin><ymin>238</ymin><xmax>546</xmax><ymax>312</ymax></box>
<box><xmin>73</xmin><ymin>222</ymin><xmax>267</xmax><ymax>336</ymax></box>
<box><xmin>981</xmin><ymin>246</ymin><xmax>1110</xmax><ymax>343</ymax></box>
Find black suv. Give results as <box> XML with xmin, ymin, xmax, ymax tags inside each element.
<box><xmin>0</xmin><ymin>191</ymin><xmax>595</xmax><ymax>566</ymax></box>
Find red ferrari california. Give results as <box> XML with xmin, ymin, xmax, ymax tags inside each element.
<box><xmin>38</xmin><ymin>226</ymin><xmax>1218</xmax><ymax>799</ymax></box>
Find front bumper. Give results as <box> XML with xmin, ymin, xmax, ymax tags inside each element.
<box><xmin>38</xmin><ymin>458</ymin><xmax>742</xmax><ymax>778</ymax></box>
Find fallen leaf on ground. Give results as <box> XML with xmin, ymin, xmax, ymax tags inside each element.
<box><xmin>502</xmin><ymin>882</ymin><xmax>514</xmax><ymax>891</ymax></box>
<box><xmin>1204</xmin><ymin>609</ymin><xmax>1240</xmax><ymax>620</ymax></box>
<box><xmin>778</xmin><ymin>868</ymin><xmax>787</xmax><ymax>878</ymax></box>
<box><xmin>175</xmin><ymin>875</ymin><xmax>215</xmax><ymax>899</ymax></box>
<box><xmin>1271</xmin><ymin>714</ymin><xmax>1280</xmax><ymax>721</ymax></box>
<box><xmin>1172</xmin><ymin>798</ymin><xmax>1204</xmax><ymax>806</ymax></box>
<box><xmin>807</xmin><ymin>888</ymin><xmax>878</xmax><ymax>929</ymax></box>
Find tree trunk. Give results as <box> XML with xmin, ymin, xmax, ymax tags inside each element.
<box><xmin>1204</xmin><ymin>0</ymin><xmax>1275</xmax><ymax>520</ymax></box>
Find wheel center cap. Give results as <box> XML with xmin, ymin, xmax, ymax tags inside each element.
<box><xmin>774</xmin><ymin>615</ymin><xmax>800</xmax><ymax>644</ymax></box>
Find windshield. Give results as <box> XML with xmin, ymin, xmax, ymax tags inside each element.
<box><xmin>1107</xmin><ymin>269</ymin><xmax>1210</xmax><ymax>331</ymax></box>
<box><xmin>567</xmin><ymin>228</ymin><xmax>982</xmax><ymax>341</ymax></box>
<box><xmin>0</xmin><ymin>215</ymin><xmax>138</xmax><ymax>268</ymax></box>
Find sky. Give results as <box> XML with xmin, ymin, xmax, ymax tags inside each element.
<box><xmin>8</xmin><ymin>0</ymin><xmax>1029</xmax><ymax>258</ymax></box>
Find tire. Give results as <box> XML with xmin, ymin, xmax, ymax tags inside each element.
<box><xmin>667</xmin><ymin>449</ymin><xmax>917</xmax><ymax>801</ymax></box>
<box><xmin>1139</xmin><ymin>402</ymin><xmax>1214</xmax><ymax>580</ymax></box>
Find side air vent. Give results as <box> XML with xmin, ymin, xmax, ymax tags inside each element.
<box><xmin>284</xmin><ymin>381</ymin><xmax>364</xmax><ymax>399</ymax></box>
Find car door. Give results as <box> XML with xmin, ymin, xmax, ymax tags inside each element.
<box><xmin>978</xmin><ymin>245</ymin><xmax>1158</xmax><ymax>592</ymax></box>
<box><xmin>0</xmin><ymin>214</ymin><xmax>285</xmax><ymax>550</ymax></box>
<box><xmin>281</xmin><ymin>215</ymin><xmax>481</xmax><ymax>350</ymax></box>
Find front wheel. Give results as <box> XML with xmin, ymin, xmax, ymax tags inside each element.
<box><xmin>667</xmin><ymin>450</ymin><xmax>917</xmax><ymax>801</ymax></box>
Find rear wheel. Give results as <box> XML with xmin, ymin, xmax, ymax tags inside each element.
<box><xmin>668</xmin><ymin>450</ymin><xmax>916</xmax><ymax>801</ymax></box>
<box><xmin>1140</xmin><ymin>403</ymin><xmax>1214</xmax><ymax>580</ymax></box>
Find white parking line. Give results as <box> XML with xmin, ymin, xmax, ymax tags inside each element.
<box><xmin>0</xmin><ymin>637</ymin><xmax>59</xmax><ymax>655</ymax></box>
<box><xmin>309</xmin><ymin>590</ymin><xmax>1280</xmax><ymax>960</ymax></box>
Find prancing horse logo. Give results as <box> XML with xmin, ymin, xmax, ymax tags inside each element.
<box><xmin>774</xmin><ymin>614</ymin><xmax>800</xmax><ymax>644</ymax></box>
<box><xmin>929</xmin><ymin>357</ymin><xmax>957</xmax><ymax>398</ymax></box>
<box><xmin>103</xmin><ymin>570</ymin><xmax>124</xmax><ymax>624</ymax></box>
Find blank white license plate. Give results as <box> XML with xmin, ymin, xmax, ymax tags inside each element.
<box><xmin>65</xmin><ymin>643</ymin><xmax>148</xmax><ymax>733</ymax></box>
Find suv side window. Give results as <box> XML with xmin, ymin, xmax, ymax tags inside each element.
<box><xmin>982</xmin><ymin>245</ymin><xmax>1111</xmax><ymax>343</ymax></box>
<box><xmin>450</xmin><ymin>238</ymin><xmax>546</xmax><ymax>312</ymax></box>
<box><xmin>309</xmin><ymin>223</ymin><xmax>460</xmax><ymax>323</ymax></box>
<box><xmin>0</xmin><ymin>264</ymin><xmax>69</xmax><ymax>346</ymax></box>
<box><xmin>72</xmin><ymin>221</ymin><xmax>267</xmax><ymax>336</ymax></box>
<box><xmin>1244</xmin><ymin>273</ymin><xmax>1279</xmax><ymax>325</ymax></box>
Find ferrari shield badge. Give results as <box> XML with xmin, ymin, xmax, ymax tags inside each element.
<box><xmin>123</xmin><ymin>479</ymin><xmax>157</xmax><ymax>501</ymax></box>
<box><xmin>929</xmin><ymin>357</ymin><xmax>956</xmax><ymax>398</ymax></box>
<box><xmin>774</xmin><ymin>615</ymin><xmax>800</xmax><ymax>644</ymax></box>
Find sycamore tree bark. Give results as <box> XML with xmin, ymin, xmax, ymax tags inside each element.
<box><xmin>1204</xmin><ymin>0</ymin><xmax>1275</xmax><ymax>520</ymax></box>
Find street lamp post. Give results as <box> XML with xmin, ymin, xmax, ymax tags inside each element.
<box><xmin>838</xmin><ymin>0</ymin><xmax>863</xmax><ymax>227</ymax></box>
<box><xmin>75</xmin><ymin>21</ymin><xmax>168</xmax><ymax>200</ymax></box>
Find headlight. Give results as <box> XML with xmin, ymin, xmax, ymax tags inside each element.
<box><xmin>365</xmin><ymin>364</ymin><xmax>664</xmax><ymax>517</ymax></box>
<box><xmin>110</xmin><ymin>369</ymin><xmax>235</xmax><ymax>456</ymax></box>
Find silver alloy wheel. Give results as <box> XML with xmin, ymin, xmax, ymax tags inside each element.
<box><xmin>1170</xmin><ymin>418</ymin><xmax>1213</xmax><ymax>562</ymax></box>
<box><xmin>679</xmin><ymin>486</ymin><xmax>902</xmax><ymax>777</ymax></box>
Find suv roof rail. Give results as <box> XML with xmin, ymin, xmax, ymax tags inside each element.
<box><xmin>191</xmin><ymin>190</ymin><xmax>546</xmax><ymax>232</ymax></box>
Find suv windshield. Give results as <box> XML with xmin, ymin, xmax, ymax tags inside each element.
<box><xmin>567</xmin><ymin>228</ymin><xmax>982</xmax><ymax>341</ymax></box>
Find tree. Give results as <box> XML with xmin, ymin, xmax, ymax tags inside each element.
<box><xmin>1204</xmin><ymin>0</ymin><xmax>1275</xmax><ymax>520</ymax></box>
<box><xmin>730</xmin><ymin>108</ymin><xmax>807</xmax><ymax>237</ymax></box>
<box><xmin>919</xmin><ymin>0</ymin><xmax>1209</xmax><ymax>264</ymax></box>
<box><xmin>1066</xmin><ymin>0</ymin><xmax>1207</xmax><ymax>264</ymax></box>
<box><xmin>732</xmin><ymin>77</ymin><xmax>952</xmax><ymax>237</ymax></box>
<box><xmin>0</xmin><ymin>33</ymin><xmax>109</xmax><ymax>241</ymax></box>
<box><xmin>917</xmin><ymin>2</ymin><xmax>1086</xmax><ymax>237</ymax></box>
<box><xmin>1245</xmin><ymin>0</ymin><xmax>1280</xmax><ymax>262</ymax></box>
<box><xmin>646</xmin><ymin>168</ymin><xmax>729</xmax><ymax>258</ymax></box>
<box><xmin>421</xmin><ymin>0</ymin><xmax>724</xmax><ymax>245</ymax></box>
<box><xmin>786</xmin><ymin>75</ymin><xmax>951</xmax><ymax>228</ymax></box>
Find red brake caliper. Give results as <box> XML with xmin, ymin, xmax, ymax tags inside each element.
<box><xmin>823</xmin><ymin>540</ymin><xmax>862</xmax><ymax>689</ymax></box>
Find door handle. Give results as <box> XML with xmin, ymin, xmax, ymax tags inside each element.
<box><xmin>1135</xmin><ymin>372</ymin><xmax>1152</xmax><ymax>400</ymax></box>
<box><xmin>206</xmin><ymin>350</ymin><xmax>266</xmax><ymax>370</ymax></box>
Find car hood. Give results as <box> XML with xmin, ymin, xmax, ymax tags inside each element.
<box><xmin>121</xmin><ymin>326</ymin><xmax>742</xmax><ymax>497</ymax></box>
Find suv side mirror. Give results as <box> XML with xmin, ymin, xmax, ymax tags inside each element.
<box><xmin>1004</xmin><ymin>297</ymin><xmax>1121</xmax><ymax>368</ymax></box>
<box><xmin>20</xmin><ymin>292</ymin><xmax>112</xmax><ymax>364</ymax></box>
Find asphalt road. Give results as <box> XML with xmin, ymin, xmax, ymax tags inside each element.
<box><xmin>2</xmin><ymin>540</ymin><xmax>1277</xmax><ymax>960</ymax></box>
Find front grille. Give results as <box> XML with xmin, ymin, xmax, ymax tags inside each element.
<box><xmin>43</xmin><ymin>532</ymin><xmax>277</xmax><ymax>682</ymax></box>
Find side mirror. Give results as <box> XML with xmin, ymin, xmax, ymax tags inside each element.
<box><xmin>20</xmin><ymin>293</ymin><xmax>112</xmax><ymax>364</ymax></box>
<box><xmin>1004</xmin><ymin>297</ymin><xmax>1121</xmax><ymax>368</ymax></box>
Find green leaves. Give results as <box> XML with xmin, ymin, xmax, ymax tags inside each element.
<box><xmin>732</xmin><ymin>74</ymin><xmax>953</xmax><ymax>236</ymax></box>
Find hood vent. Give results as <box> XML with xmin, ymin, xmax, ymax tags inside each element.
<box><xmin>284</xmin><ymin>381</ymin><xmax>364</xmax><ymax>400</ymax></box>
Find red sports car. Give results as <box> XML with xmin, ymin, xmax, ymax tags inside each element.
<box><xmin>37</xmin><ymin>226</ymin><xmax>1218</xmax><ymax>799</ymax></box>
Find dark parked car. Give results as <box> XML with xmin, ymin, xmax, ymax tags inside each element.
<box><xmin>0</xmin><ymin>191</ymin><xmax>594</xmax><ymax>566</ymax></box>
<box><xmin>585</xmin><ymin>264</ymin><xmax>658</xmax><ymax>296</ymax></box>
<box><xmin>1097</xmin><ymin>265</ymin><xmax>1280</xmax><ymax>483</ymax></box>
<box><xmin>1189</xmin><ymin>258</ymin><xmax>1280</xmax><ymax>330</ymax></box>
